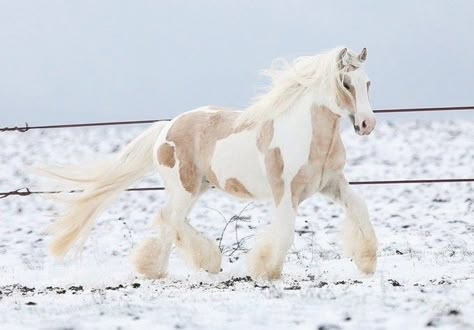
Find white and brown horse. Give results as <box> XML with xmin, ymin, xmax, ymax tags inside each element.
<box><xmin>41</xmin><ymin>47</ymin><xmax>378</xmax><ymax>280</ymax></box>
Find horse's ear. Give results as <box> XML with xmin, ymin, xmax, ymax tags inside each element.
<box><xmin>338</xmin><ymin>48</ymin><xmax>351</xmax><ymax>67</ymax></box>
<box><xmin>359</xmin><ymin>48</ymin><xmax>367</xmax><ymax>62</ymax></box>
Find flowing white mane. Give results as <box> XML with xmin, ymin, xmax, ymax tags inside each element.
<box><xmin>237</xmin><ymin>47</ymin><xmax>364</xmax><ymax>126</ymax></box>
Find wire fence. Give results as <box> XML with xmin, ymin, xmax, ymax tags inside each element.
<box><xmin>1</xmin><ymin>105</ymin><xmax>473</xmax><ymax>199</ymax></box>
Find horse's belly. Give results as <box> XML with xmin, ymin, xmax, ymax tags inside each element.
<box><xmin>211</xmin><ymin>130</ymin><xmax>271</xmax><ymax>200</ymax></box>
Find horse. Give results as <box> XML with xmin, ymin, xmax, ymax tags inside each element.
<box><xmin>39</xmin><ymin>47</ymin><xmax>378</xmax><ymax>280</ymax></box>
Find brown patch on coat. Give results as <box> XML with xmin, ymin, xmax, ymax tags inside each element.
<box><xmin>290</xmin><ymin>106</ymin><xmax>346</xmax><ymax>209</ymax></box>
<box><xmin>265</xmin><ymin>147</ymin><xmax>285</xmax><ymax>206</ymax></box>
<box><xmin>257</xmin><ymin>120</ymin><xmax>274</xmax><ymax>152</ymax></box>
<box><xmin>338</xmin><ymin>75</ymin><xmax>357</xmax><ymax>113</ymax></box>
<box><xmin>233</xmin><ymin>121</ymin><xmax>255</xmax><ymax>134</ymax></box>
<box><xmin>256</xmin><ymin>120</ymin><xmax>285</xmax><ymax>206</ymax></box>
<box><xmin>290</xmin><ymin>167</ymin><xmax>311</xmax><ymax>210</ymax></box>
<box><xmin>347</xmin><ymin>84</ymin><xmax>357</xmax><ymax>102</ymax></box>
<box><xmin>224</xmin><ymin>178</ymin><xmax>253</xmax><ymax>198</ymax></box>
<box><xmin>165</xmin><ymin>110</ymin><xmax>242</xmax><ymax>194</ymax></box>
<box><xmin>157</xmin><ymin>143</ymin><xmax>176</xmax><ymax>168</ymax></box>
<box><xmin>338</xmin><ymin>88</ymin><xmax>355</xmax><ymax>113</ymax></box>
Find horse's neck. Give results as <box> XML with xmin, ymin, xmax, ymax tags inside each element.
<box><xmin>270</xmin><ymin>101</ymin><xmax>343</xmax><ymax>171</ymax></box>
<box><xmin>310</xmin><ymin>105</ymin><xmax>345</xmax><ymax>172</ymax></box>
<box><xmin>278</xmin><ymin>99</ymin><xmax>342</xmax><ymax>137</ymax></box>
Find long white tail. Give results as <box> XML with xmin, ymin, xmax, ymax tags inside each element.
<box><xmin>39</xmin><ymin>121</ymin><xmax>168</xmax><ymax>257</ymax></box>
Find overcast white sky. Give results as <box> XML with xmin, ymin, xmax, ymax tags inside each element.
<box><xmin>1</xmin><ymin>1</ymin><xmax>473</xmax><ymax>126</ymax></box>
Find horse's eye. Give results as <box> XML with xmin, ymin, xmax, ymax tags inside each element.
<box><xmin>343</xmin><ymin>82</ymin><xmax>350</xmax><ymax>90</ymax></box>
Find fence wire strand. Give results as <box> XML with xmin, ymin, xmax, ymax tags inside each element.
<box><xmin>1</xmin><ymin>178</ymin><xmax>473</xmax><ymax>199</ymax></box>
<box><xmin>2</xmin><ymin>105</ymin><xmax>474</xmax><ymax>133</ymax></box>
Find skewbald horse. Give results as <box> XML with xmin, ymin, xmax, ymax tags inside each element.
<box><xmin>40</xmin><ymin>47</ymin><xmax>378</xmax><ymax>280</ymax></box>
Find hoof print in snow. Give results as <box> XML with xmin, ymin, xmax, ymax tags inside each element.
<box><xmin>388</xmin><ymin>279</ymin><xmax>402</xmax><ymax>287</ymax></box>
<box><xmin>68</xmin><ymin>286</ymin><xmax>84</xmax><ymax>292</ymax></box>
<box><xmin>220</xmin><ymin>276</ymin><xmax>252</xmax><ymax>288</ymax></box>
<box><xmin>426</xmin><ymin>319</ymin><xmax>438</xmax><ymax>327</ymax></box>
<box><xmin>284</xmin><ymin>284</ymin><xmax>301</xmax><ymax>290</ymax></box>
<box><xmin>314</xmin><ymin>281</ymin><xmax>328</xmax><ymax>288</ymax></box>
<box><xmin>105</xmin><ymin>284</ymin><xmax>125</xmax><ymax>291</ymax></box>
<box><xmin>318</xmin><ymin>324</ymin><xmax>341</xmax><ymax>330</ymax></box>
<box><xmin>447</xmin><ymin>309</ymin><xmax>460</xmax><ymax>316</ymax></box>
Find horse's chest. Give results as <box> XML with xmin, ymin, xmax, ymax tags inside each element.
<box><xmin>308</xmin><ymin>116</ymin><xmax>345</xmax><ymax>175</ymax></box>
<box><xmin>304</xmin><ymin>135</ymin><xmax>345</xmax><ymax>188</ymax></box>
<box><xmin>321</xmin><ymin>134</ymin><xmax>346</xmax><ymax>173</ymax></box>
<box><xmin>298</xmin><ymin>136</ymin><xmax>345</xmax><ymax>203</ymax></box>
<box><xmin>290</xmin><ymin>108</ymin><xmax>346</xmax><ymax>206</ymax></box>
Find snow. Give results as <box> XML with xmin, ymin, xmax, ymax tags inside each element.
<box><xmin>1</xmin><ymin>120</ymin><xmax>473</xmax><ymax>329</ymax></box>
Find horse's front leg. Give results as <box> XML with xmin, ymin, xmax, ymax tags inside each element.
<box><xmin>321</xmin><ymin>174</ymin><xmax>378</xmax><ymax>274</ymax></box>
<box><xmin>247</xmin><ymin>194</ymin><xmax>296</xmax><ymax>280</ymax></box>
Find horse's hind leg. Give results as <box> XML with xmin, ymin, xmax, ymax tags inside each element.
<box><xmin>131</xmin><ymin>205</ymin><xmax>174</xmax><ymax>279</ymax></box>
<box><xmin>132</xmin><ymin>182</ymin><xmax>221</xmax><ymax>278</ymax></box>
<box><xmin>167</xmin><ymin>184</ymin><xmax>222</xmax><ymax>274</ymax></box>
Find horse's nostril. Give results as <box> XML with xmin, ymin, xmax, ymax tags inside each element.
<box><xmin>362</xmin><ymin>120</ymin><xmax>367</xmax><ymax>129</ymax></box>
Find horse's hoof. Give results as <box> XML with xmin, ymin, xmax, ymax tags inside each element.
<box><xmin>248</xmin><ymin>269</ymin><xmax>282</xmax><ymax>281</ymax></box>
<box><xmin>247</xmin><ymin>248</ymin><xmax>283</xmax><ymax>280</ymax></box>
<box><xmin>354</xmin><ymin>251</ymin><xmax>377</xmax><ymax>275</ymax></box>
<box><xmin>200</xmin><ymin>245</ymin><xmax>222</xmax><ymax>274</ymax></box>
<box><xmin>131</xmin><ymin>237</ymin><xmax>170</xmax><ymax>279</ymax></box>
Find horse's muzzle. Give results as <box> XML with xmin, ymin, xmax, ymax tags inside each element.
<box><xmin>353</xmin><ymin>113</ymin><xmax>376</xmax><ymax>135</ymax></box>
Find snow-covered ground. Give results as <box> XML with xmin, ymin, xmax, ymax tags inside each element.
<box><xmin>1</xmin><ymin>119</ymin><xmax>473</xmax><ymax>329</ymax></box>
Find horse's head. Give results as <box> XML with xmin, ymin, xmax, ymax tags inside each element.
<box><xmin>336</xmin><ymin>48</ymin><xmax>375</xmax><ymax>135</ymax></box>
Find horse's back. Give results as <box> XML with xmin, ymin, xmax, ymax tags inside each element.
<box><xmin>155</xmin><ymin>106</ymin><xmax>271</xmax><ymax>199</ymax></box>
